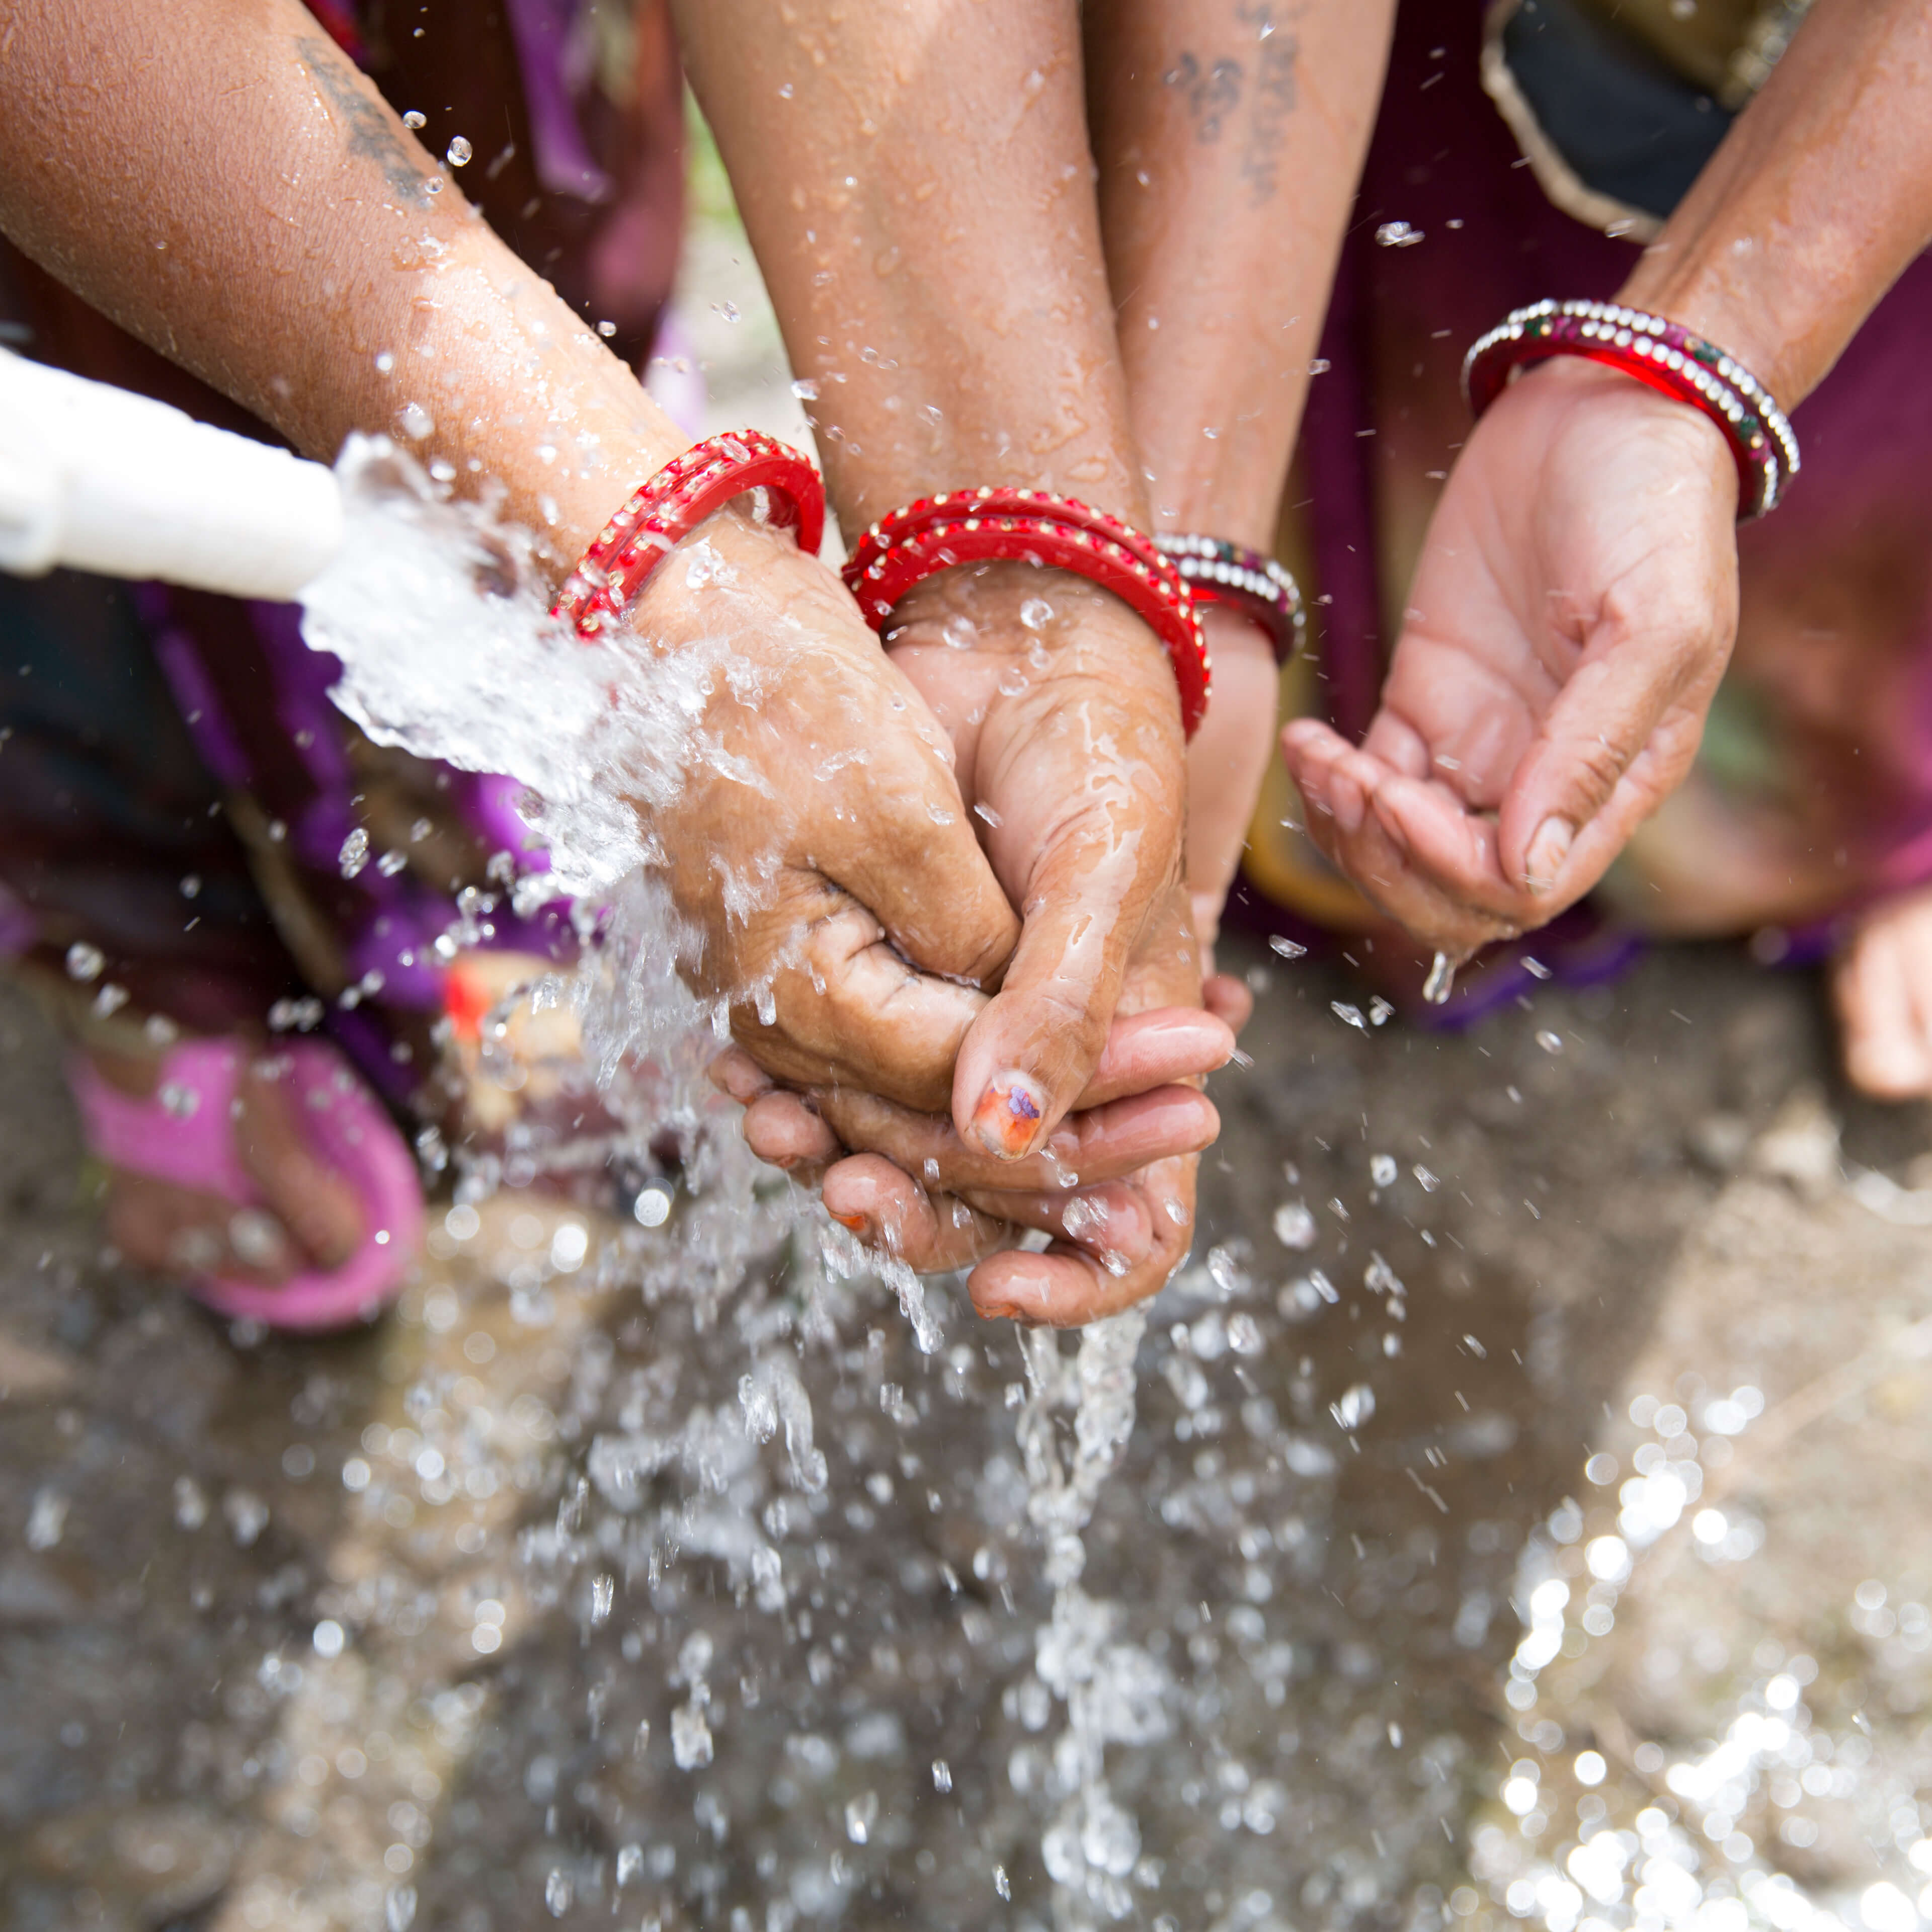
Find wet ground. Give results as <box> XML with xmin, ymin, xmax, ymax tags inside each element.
<box><xmin>7</xmin><ymin>934</ymin><xmax>1932</xmax><ymax>1932</ymax></box>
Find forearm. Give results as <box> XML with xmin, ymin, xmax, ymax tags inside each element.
<box><xmin>1619</xmin><ymin>0</ymin><xmax>1932</xmax><ymax>411</ymax></box>
<box><xmin>670</xmin><ymin>0</ymin><xmax>1148</xmax><ymax>531</ymax></box>
<box><xmin>0</xmin><ymin>0</ymin><xmax>687</xmax><ymax>576</ymax></box>
<box><xmin>1085</xmin><ymin>0</ymin><xmax>1394</xmax><ymax>548</ymax></box>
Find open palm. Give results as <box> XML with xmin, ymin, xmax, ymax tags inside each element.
<box><xmin>1282</xmin><ymin>357</ymin><xmax>1742</xmax><ymax>957</ymax></box>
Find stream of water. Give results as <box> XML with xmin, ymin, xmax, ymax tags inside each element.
<box><xmin>283</xmin><ymin>447</ymin><xmax>1932</xmax><ymax>1932</ymax></box>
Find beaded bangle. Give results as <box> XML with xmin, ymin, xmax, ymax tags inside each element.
<box><xmin>841</xmin><ymin>488</ymin><xmax>1211</xmax><ymax>738</ymax></box>
<box><xmin>1463</xmin><ymin>300</ymin><xmax>1800</xmax><ymax>519</ymax></box>
<box><xmin>552</xmin><ymin>430</ymin><xmax>827</xmax><ymax>639</ymax></box>
<box><xmin>1154</xmin><ymin>533</ymin><xmax>1305</xmax><ymax>666</ymax></box>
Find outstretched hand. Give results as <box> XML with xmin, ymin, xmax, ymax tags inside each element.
<box><xmin>1280</xmin><ymin>357</ymin><xmax>1740</xmax><ymax>958</ymax></box>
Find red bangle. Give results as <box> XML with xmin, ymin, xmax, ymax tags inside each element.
<box><xmin>840</xmin><ymin>488</ymin><xmax>1210</xmax><ymax>738</ymax></box>
<box><xmin>553</xmin><ymin>430</ymin><xmax>827</xmax><ymax>639</ymax></box>
<box><xmin>1463</xmin><ymin>300</ymin><xmax>1800</xmax><ymax>519</ymax></box>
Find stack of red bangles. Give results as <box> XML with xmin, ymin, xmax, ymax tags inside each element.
<box><xmin>841</xmin><ymin>487</ymin><xmax>1212</xmax><ymax>739</ymax></box>
<box><xmin>553</xmin><ymin>446</ymin><xmax>1216</xmax><ymax>737</ymax></box>
<box><xmin>551</xmin><ymin>429</ymin><xmax>826</xmax><ymax>640</ymax></box>
<box><xmin>1463</xmin><ymin>298</ymin><xmax>1801</xmax><ymax>518</ymax></box>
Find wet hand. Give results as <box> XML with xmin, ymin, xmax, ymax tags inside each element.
<box><xmin>880</xmin><ymin>560</ymin><xmax>1193</xmax><ymax>1157</ymax></box>
<box><xmin>622</xmin><ymin>517</ymin><xmax>1025</xmax><ymax>1109</ymax></box>
<box><xmin>1280</xmin><ymin>357</ymin><xmax>1739</xmax><ymax>959</ymax></box>
<box><xmin>723</xmin><ymin>886</ymin><xmax>1220</xmax><ymax>1325</ymax></box>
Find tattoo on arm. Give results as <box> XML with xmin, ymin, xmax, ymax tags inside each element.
<box><xmin>294</xmin><ymin>33</ymin><xmax>434</xmax><ymax>203</ymax></box>
<box><xmin>1161</xmin><ymin>4</ymin><xmax>1301</xmax><ymax>204</ymax></box>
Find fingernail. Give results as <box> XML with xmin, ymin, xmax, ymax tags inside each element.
<box><xmin>1525</xmin><ymin>817</ymin><xmax>1575</xmax><ymax>894</ymax></box>
<box><xmin>972</xmin><ymin>1072</ymin><xmax>1048</xmax><ymax>1158</ymax></box>
<box><xmin>832</xmin><ymin>1211</ymin><xmax>869</xmax><ymax>1234</ymax></box>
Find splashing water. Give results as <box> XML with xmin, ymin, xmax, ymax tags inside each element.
<box><xmin>1423</xmin><ymin>950</ymin><xmax>1458</xmax><ymax>1005</ymax></box>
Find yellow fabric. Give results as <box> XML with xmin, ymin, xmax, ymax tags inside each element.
<box><xmin>1572</xmin><ymin>0</ymin><xmax>1813</xmax><ymax>102</ymax></box>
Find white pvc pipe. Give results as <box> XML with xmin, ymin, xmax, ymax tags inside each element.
<box><xmin>0</xmin><ymin>347</ymin><xmax>344</xmax><ymax>600</ymax></box>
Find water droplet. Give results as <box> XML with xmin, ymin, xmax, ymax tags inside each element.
<box><xmin>932</xmin><ymin>1759</ymin><xmax>952</xmax><ymax>1793</ymax></box>
<box><xmin>1331</xmin><ymin>1001</ymin><xmax>1367</xmax><ymax>1031</ymax></box>
<box><xmin>790</xmin><ymin>377</ymin><xmax>819</xmax><ymax>400</ymax></box>
<box><xmin>712</xmin><ymin>300</ymin><xmax>740</xmax><ymax>324</ymax></box>
<box><xmin>1375</xmin><ymin>219</ymin><xmax>1424</xmax><ymax>248</ymax></box>
<box><xmin>25</xmin><ymin>1488</ymin><xmax>67</xmax><ymax>1550</ymax></box>
<box><xmin>845</xmin><ymin>1791</ymin><xmax>877</xmax><ymax>1843</ymax></box>
<box><xmin>1413</xmin><ymin>1163</ymin><xmax>1440</xmax><ymax>1191</ymax></box>
<box><xmin>1330</xmin><ymin>1383</ymin><xmax>1375</xmax><ymax>1430</ymax></box>
<box><xmin>1272</xmin><ymin>1201</ymin><xmax>1317</xmax><ymax>1250</ymax></box>
<box><xmin>338</xmin><ymin>829</ymin><xmax>370</xmax><ymax>879</ymax></box>
<box><xmin>64</xmin><ymin>941</ymin><xmax>104</xmax><ymax>982</ymax></box>
<box><xmin>1370</xmin><ymin>1154</ymin><xmax>1398</xmax><ymax>1188</ymax></box>
<box><xmin>402</xmin><ymin>110</ymin><xmax>426</xmax><ymax>130</ymax></box>
<box><xmin>444</xmin><ymin>135</ymin><xmax>472</xmax><ymax>168</ymax></box>
<box><xmin>543</xmin><ymin>1869</ymin><xmax>572</xmax><ymax>1916</ymax></box>
<box><xmin>1020</xmin><ymin>598</ymin><xmax>1054</xmax><ymax>630</ymax></box>
<box><xmin>994</xmin><ymin>1866</ymin><xmax>1011</xmax><ymax>1901</ymax></box>
<box><xmin>1537</xmin><ymin>1029</ymin><xmax>1564</xmax><ymax>1054</ymax></box>
<box><xmin>1422</xmin><ymin>951</ymin><xmax>1457</xmax><ymax>1004</ymax></box>
<box><xmin>1268</xmin><ymin>934</ymin><xmax>1307</xmax><ymax>960</ymax></box>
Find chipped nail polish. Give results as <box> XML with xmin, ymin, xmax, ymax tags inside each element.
<box><xmin>972</xmin><ymin>1073</ymin><xmax>1046</xmax><ymax>1158</ymax></box>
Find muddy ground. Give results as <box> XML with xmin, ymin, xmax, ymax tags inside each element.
<box><xmin>5</xmin><ymin>934</ymin><xmax>1932</xmax><ymax>1932</ymax></box>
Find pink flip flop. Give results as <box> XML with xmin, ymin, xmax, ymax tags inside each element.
<box><xmin>69</xmin><ymin>1036</ymin><xmax>424</xmax><ymax>1331</ymax></box>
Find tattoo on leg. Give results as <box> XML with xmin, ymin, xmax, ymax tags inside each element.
<box><xmin>295</xmin><ymin>34</ymin><xmax>434</xmax><ymax>204</ymax></box>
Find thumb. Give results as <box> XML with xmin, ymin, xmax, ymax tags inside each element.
<box><xmin>1495</xmin><ymin>619</ymin><xmax>1717</xmax><ymax>898</ymax></box>
<box><xmin>950</xmin><ymin>855</ymin><xmax>1186</xmax><ymax>1161</ymax></box>
<box><xmin>818</xmin><ymin>738</ymin><xmax>1021</xmax><ymax>987</ymax></box>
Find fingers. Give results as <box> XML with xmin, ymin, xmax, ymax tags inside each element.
<box><xmin>813</xmin><ymin>1080</ymin><xmax>1219</xmax><ymax>1194</ymax></box>
<box><xmin>235</xmin><ymin>1062</ymin><xmax>364</xmax><ymax>1268</ymax></box>
<box><xmin>820</xmin><ymin>1155</ymin><xmax>1011</xmax><ymax>1269</ymax></box>
<box><xmin>727</xmin><ymin>897</ymin><xmax>988</xmax><ymax>1112</ymax></box>
<box><xmin>817</xmin><ymin>728</ymin><xmax>1021</xmax><ymax>988</ymax></box>
<box><xmin>1491</xmin><ymin>631</ymin><xmax>1724</xmax><ymax>901</ymax></box>
<box><xmin>106</xmin><ymin>1172</ymin><xmax>299</xmax><ymax>1285</ymax></box>
<box><xmin>1202</xmin><ymin>972</ymin><xmax>1254</xmax><ymax>1035</ymax></box>
<box><xmin>948</xmin><ymin>813</ymin><xmax>1167</xmax><ymax>1157</ymax></box>
<box><xmin>1078</xmin><ymin>1006</ymin><xmax>1232</xmax><ymax>1104</ymax></box>
<box><xmin>967</xmin><ymin>1151</ymin><xmax>1196</xmax><ymax>1326</ymax></box>
<box><xmin>1284</xmin><ymin>719</ymin><xmax>1522</xmax><ymax>954</ymax></box>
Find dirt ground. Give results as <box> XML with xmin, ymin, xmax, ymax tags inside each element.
<box><xmin>6</xmin><ymin>934</ymin><xmax>1932</xmax><ymax>1932</ymax></box>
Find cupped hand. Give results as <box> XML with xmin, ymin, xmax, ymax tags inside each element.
<box><xmin>620</xmin><ymin>513</ymin><xmax>1024</xmax><ymax>1109</ymax></box>
<box><xmin>1280</xmin><ymin>357</ymin><xmax>1740</xmax><ymax>959</ymax></box>
<box><xmin>880</xmin><ymin>560</ymin><xmax>1193</xmax><ymax>1157</ymax></box>
<box><xmin>725</xmin><ymin>881</ymin><xmax>1219</xmax><ymax>1325</ymax></box>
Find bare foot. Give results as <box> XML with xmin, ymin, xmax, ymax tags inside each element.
<box><xmin>1833</xmin><ymin>888</ymin><xmax>1932</xmax><ymax>1101</ymax></box>
<box><xmin>94</xmin><ymin>1050</ymin><xmax>365</xmax><ymax>1285</ymax></box>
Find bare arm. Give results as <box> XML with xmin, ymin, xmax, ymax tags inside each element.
<box><xmin>0</xmin><ymin>0</ymin><xmax>680</xmax><ymax>568</ymax></box>
<box><xmin>1620</xmin><ymin>0</ymin><xmax>1932</xmax><ymax>413</ymax></box>
<box><xmin>0</xmin><ymin>0</ymin><xmax>1040</xmax><ymax>1125</ymax></box>
<box><xmin>1284</xmin><ymin>0</ymin><xmax>1932</xmax><ymax>957</ymax></box>
<box><xmin>1085</xmin><ymin>0</ymin><xmax>1395</xmax><ymax>951</ymax></box>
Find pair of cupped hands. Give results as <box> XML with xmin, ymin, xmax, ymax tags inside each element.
<box><xmin>625</xmin><ymin>354</ymin><xmax>1743</xmax><ymax>1326</ymax></box>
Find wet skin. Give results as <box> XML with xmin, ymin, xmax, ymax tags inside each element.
<box><xmin>0</xmin><ymin>0</ymin><xmax>1234</xmax><ymax>1275</ymax></box>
